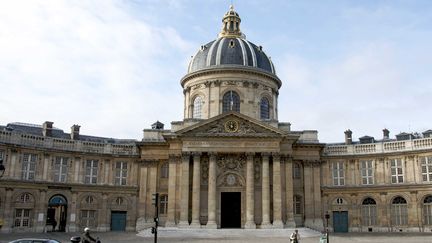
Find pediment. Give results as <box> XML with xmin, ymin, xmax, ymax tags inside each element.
<box><xmin>175</xmin><ymin>112</ymin><xmax>286</xmax><ymax>138</ymax></box>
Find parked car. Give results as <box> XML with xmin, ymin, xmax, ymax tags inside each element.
<box><xmin>8</xmin><ymin>239</ymin><xmax>61</xmax><ymax>243</ymax></box>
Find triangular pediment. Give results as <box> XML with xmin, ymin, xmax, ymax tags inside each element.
<box><xmin>175</xmin><ymin>112</ymin><xmax>286</xmax><ymax>138</ymax></box>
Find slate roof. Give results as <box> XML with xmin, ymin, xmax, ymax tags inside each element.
<box><xmin>1</xmin><ymin>122</ymin><xmax>136</xmax><ymax>144</ymax></box>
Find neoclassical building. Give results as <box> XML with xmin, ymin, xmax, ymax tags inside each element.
<box><xmin>1</xmin><ymin>6</ymin><xmax>432</xmax><ymax>234</ymax></box>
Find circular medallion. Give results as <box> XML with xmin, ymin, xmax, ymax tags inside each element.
<box><xmin>224</xmin><ymin>120</ymin><xmax>239</xmax><ymax>133</ymax></box>
<box><xmin>226</xmin><ymin>174</ymin><xmax>236</xmax><ymax>185</ymax></box>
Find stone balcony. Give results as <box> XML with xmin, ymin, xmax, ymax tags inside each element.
<box><xmin>0</xmin><ymin>130</ymin><xmax>138</xmax><ymax>156</ymax></box>
<box><xmin>324</xmin><ymin>137</ymin><xmax>432</xmax><ymax>156</ymax></box>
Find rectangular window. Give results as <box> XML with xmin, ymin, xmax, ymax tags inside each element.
<box><xmin>84</xmin><ymin>160</ymin><xmax>98</xmax><ymax>184</ymax></box>
<box><xmin>293</xmin><ymin>163</ymin><xmax>301</xmax><ymax>179</ymax></box>
<box><xmin>360</xmin><ymin>160</ymin><xmax>374</xmax><ymax>185</ymax></box>
<box><xmin>421</xmin><ymin>156</ymin><xmax>432</xmax><ymax>182</ymax></box>
<box><xmin>115</xmin><ymin>161</ymin><xmax>128</xmax><ymax>186</ymax></box>
<box><xmin>361</xmin><ymin>205</ymin><xmax>377</xmax><ymax>226</ymax></box>
<box><xmin>22</xmin><ymin>153</ymin><xmax>37</xmax><ymax>180</ymax></box>
<box><xmin>54</xmin><ymin>156</ymin><xmax>68</xmax><ymax>183</ymax></box>
<box><xmin>390</xmin><ymin>158</ymin><xmax>404</xmax><ymax>184</ymax></box>
<box><xmin>80</xmin><ymin>210</ymin><xmax>97</xmax><ymax>228</ymax></box>
<box><xmin>14</xmin><ymin>209</ymin><xmax>31</xmax><ymax>227</ymax></box>
<box><xmin>332</xmin><ymin>161</ymin><xmax>345</xmax><ymax>186</ymax></box>
<box><xmin>159</xmin><ymin>195</ymin><xmax>168</xmax><ymax>215</ymax></box>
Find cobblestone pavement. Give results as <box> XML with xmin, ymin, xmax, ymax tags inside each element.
<box><xmin>1</xmin><ymin>231</ymin><xmax>432</xmax><ymax>243</ymax></box>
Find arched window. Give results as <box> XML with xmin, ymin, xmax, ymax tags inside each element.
<box><xmin>20</xmin><ymin>193</ymin><xmax>31</xmax><ymax>203</ymax></box>
<box><xmin>260</xmin><ymin>97</ymin><xmax>270</xmax><ymax>120</ymax></box>
<box><xmin>222</xmin><ymin>91</ymin><xmax>240</xmax><ymax>113</ymax></box>
<box><xmin>192</xmin><ymin>96</ymin><xmax>203</xmax><ymax>119</ymax></box>
<box><xmin>115</xmin><ymin>197</ymin><xmax>124</xmax><ymax>206</ymax></box>
<box><xmin>160</xmin><ymin>162</ymin><xmax>169</xmax><ymax>178</ymax></box>
<box><xmin>361</xmin><ymin>197</ymin><xmax>377</xmax><ymax>226</ymax></box>
<box><xmin>423</xmin><ymin>195</ymin><xmax>432</xmax><ymax>225</ymax></box>
<box><xmin>391</xmin><ymin>196</ymin><xmax>407</xmax><ymax>226</ymax></box>
<box><xmin>85</xmin><ymin>195</ymin><xmax>94</xmax><ymax>204</ymax></box>
<box><xmin>294</xmin><ymin>195</ymin><xmax>302</xmax><ymax>214</ymax></box>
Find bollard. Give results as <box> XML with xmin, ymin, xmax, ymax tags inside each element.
<box><xmin>70</xmin><ymin>236</ymin><xmax>81</xmax><ymax>243</ymax></box>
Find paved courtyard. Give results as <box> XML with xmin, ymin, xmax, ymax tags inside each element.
<box><xmin>0</xmin><ymin>228</ymin><xmax>432</xmax><ymax>243</ymax></box>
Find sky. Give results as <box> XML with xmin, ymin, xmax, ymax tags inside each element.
<box><xmin>0</xmin><ymin>0</ymin><xmax>431</xmax><ymax>143</ymax></box>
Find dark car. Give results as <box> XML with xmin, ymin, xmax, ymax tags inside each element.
<box><xmin>8</xmin><ymin>239</ymin><xmax>61</xmax><ymax>243</ymax></box>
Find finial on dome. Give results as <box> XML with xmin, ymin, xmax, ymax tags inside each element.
<box><xmin>219</xmin><ymin>5</ymin><xmax>243</xmax><ymax>38</ymax></box>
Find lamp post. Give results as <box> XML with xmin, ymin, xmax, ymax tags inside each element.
<box><xmin>0</xmin><ymin>159</ymin><xmax>5</xmax><ymax>178</ymax></box>
<box><xmin>325</xmin><ymin>211</ymin><xmax>330</xmax><ymax>243</ymax></box>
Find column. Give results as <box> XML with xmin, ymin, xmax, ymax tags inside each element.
<box><xmin>284</xmin><ymin>156</ymin><xmax>296</xmax><ymax>227</ymax></box>
<box><xmin>312</xmin><ymin>163</ymin><xmax>324</xmax><ymax>231</ymax></box>
<box><xmin>178</xmin><ymin>153</ymin><xmax>190</xmax><ymax>227</ymax></box>
<box><xmin>97</xmin><ymin>193</ymin><xmax>109</xmax><ymax>232</ymax></box>
<box><xmin>272</xmin><ymin>153</ymin><xmax>283</xmax><ymax>228</ymax></box>
<box><xmin>68</xmin><ymin>192</ymin><xmax>78</xmax><ymax>232</ymax></box>
<box><xmin>166</xmin><ymin>155</ymin><xmax>178</xmax><ymax>227</ymax></box>
<box><xmin>303</xmin><ymin>162</ymin><xmax>314</xmax><ymax>228</ymax></box>
<box><xmin>42</xmin><ymin>155</ymin><xmax>49</xmax><ymax>180</ymax></box>
<box><xmin>207</xmin><ymin>153</ymin><xmax>217</xmax><ymax>228</ymax></box>
<box><xmin>245</xmin><ymin>153</ymin><xmax>256</xmax><ymax>228</ymax></box>
<box><xmin>35</xmin><ymin>189</ymin><xmax>47</xmax><ymax>232</ymax></box>
<box><xmin>1</xmin><ymin>188</ymin><xmax>14</xmax><ymax>233</ymax></box>
<box><xmin>136</xmin><ymin>164</ymin><xmax>148</xmax><ymax>231</ymax></box>
<box><xmin>261</xmin><ymin>153</ymin><xmax>271</xmax><ymax>228</ymax></box>
<box><xmin>190</xmin><ymin>152</ymin><xmax>201</xmax><ymax>228</ymax></box>
<box><xmin>74</xmin><ymin>157</ymin><xmax>81</xmax><ymax>183</ymax></box>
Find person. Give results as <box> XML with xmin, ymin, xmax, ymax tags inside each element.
<box><xmin>290</xmin><ymin>229</ymin><xmax>300</xmax><ymax>243</ymax></box>
<box><xmin>81</xmin><ymin>227</ymin><xmax>97</xmax><ymax>243</ymax></box>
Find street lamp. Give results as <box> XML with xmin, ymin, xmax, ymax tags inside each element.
<box><xmin>325</xmin><ymin>211</ymin><xmax>330</xmax><ymax>243</ymax></box>
<box><xmin>0</xmin><ymin>159</ymin><xmax>5</xmax><ymax>178</ymax></box>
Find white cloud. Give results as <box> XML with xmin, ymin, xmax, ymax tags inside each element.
<box><xmin>0</xmin><ymin>0</ymin><xmax>194</xmax><ymax>139</ymax></box>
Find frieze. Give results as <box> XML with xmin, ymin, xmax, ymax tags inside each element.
<box><xmin>184</xmin><ymin>140</ymin><xmax>279</xmax><ymax>148</ymax></box>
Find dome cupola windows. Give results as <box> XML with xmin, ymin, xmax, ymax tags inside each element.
<box><xmin>222</xmin><ymin>91</ymin><xmax>240</xmax><ymax>113</ymax></box>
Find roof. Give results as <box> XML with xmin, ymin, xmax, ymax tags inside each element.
<box><xmin>1</xmin><ymin>123</ymin><xmax>136</xmax><ymax>144</ymax></box>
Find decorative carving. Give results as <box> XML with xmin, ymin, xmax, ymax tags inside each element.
<box><xmin>217</xmin><ymin>154</ymin><xmax>246</xmax><ymax>174</ymax></box>
<box><xmin>237</xmin><ymin>121</ymin><xmax>256</xmax><ymax>133</ymax></box>
<box><xmin>207</xmin><ymin>122</ymin><xmax>224</xmax><ymax>133</ymax></box>
<box><xmin>201</xmin><ymin>156</ymin><xmax>209</xmax><ymax>185</ymax></box>
<box><xmin>225</xmin><ymin>80</ymin><xmax>236</xmax><ymax>86</ymax></box>
<box><xmin>217</xmin><ymin>172</ymin><xmax>244</xmax><ymax>187</ymax></box>
<box><xmin>254</xmin><ymin>157</ymin><xmax>261</xmax><ymax>183</ymax></box>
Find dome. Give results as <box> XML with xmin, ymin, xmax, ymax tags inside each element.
<box><xmin>187</xmin><ymin>5</ymin><xmax>276</xmax><ymax>75</ymax></box>
<box><xmin>187</xmin><ymin>38</ymin><xmax>276</xmax><ymax>75</ymax></box>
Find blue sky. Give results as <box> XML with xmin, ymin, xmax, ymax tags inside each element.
<box><xmin>0</xmin><ymin>0</ymin><xmax>431</xmax><ymax>142</ymax></box>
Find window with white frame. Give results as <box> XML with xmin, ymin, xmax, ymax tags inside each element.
<box><xmin>84</xmin><ymin>160</ymin><xmax>98</xmax><ymax>184</ymax></box>
<box><xmin>391</xmin><ymin>196</ymin><xmax>408</xmax><ymax>225</ymax></box>
<box><xmin>85</xmin><ymin>195</ymin><xmax>94</xmax><ymax>204</ymax></box>
<box><xmin>294</xmin><ymin>195</ymin><xmax>302</xmax><ymax>214</ymax></box>
<box><xmin>421</xmin><ymin>156</ymin><xmax>432</xmax><ymax>182</ymax></box>
<box><xmin>361</xmin><ymin>197</ymin><xmax>377</xmax><ymax>226</ymax></box>
<box><xmin>80</xmin><ymin>210</ymin><xmax>97</xmax><ymax>228</ymax></box>
<box><xmin>192</xmin><ymin>96</ymin><xmax>203</xmax><ymax>119</ymax></box>
<box><xmin>14</xmin><ymin>209</ymin><xmax>31</xmax><ymax>227</ymax></box>
<box><xmin>332</xmin><ymin>161</ymin><xmax>345</xmax><ymax>186</ymax></box>
<box><xmin>160</xmin><ymin>162</ymin><xmax>169</xmax><ymax>179</ymax></box>
<box><xmin>115</xmin><ymin>161</ymin><xmax>128</xmax><ymax>186</ymax></box>
<box><xmin>390</xmin><ymin>158</ymin><xmax>404</xmax><ymax>184</ymax></box>
<box><xmin>22</xmin><ymin>153</ymin><xmax>37</xmax><ymax>180</ymax></box>
<box><xmin>293</xmin><ymin>163</ymin><xmax>301</xmax><ymax>179</ymax></box>
<box><xmin>360</xmin><ymin>160</ymin><xmax>374</xmax><ymax>185</ymax></box>
<box><xmin>423</xmin><ymin>195</ymin><xmax>432</xmax><ymax>225</ymax></box>
<box><xmin>54</xmin><ymin>156</ymin><xmax>68</xmax><ymax>183</ymax></box>
<box><xmin>159</xmin><ymin>195</ymin><xmax>168</xmax><ymax>214</ymax></box>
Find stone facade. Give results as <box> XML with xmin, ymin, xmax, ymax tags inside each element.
<box><xmin>1</xmin><ymin>5</ymin><xmax>431</xmax><ymax>234</ymax></box>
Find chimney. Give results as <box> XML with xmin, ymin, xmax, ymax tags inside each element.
<box><xmin>344</xmin><ymin>129</ymin><xmax>352</xmax><ymax>145</ymax></box>
<box><xmin>383</xmin><ymin>128</ymin><xmax>390</xmax><ymax>140</ymax></box>
<box><xmin>42</xmin><ymin>121</ymin><xmax>54</xmax><ymax>137</ymax></box>
<box><xmin>71</xmin><ymin>124</ymin><xmax>80</xmax><ymax>140</ymax></box>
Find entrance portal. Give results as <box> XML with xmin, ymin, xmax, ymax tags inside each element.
<box><xmin>221</xmin><ymin>192</ymin><xmax>241</xmax><ymax>228</ymax></box>
<box><xmin>47</xmin><ymin>195</ymin><xmax>68</xmax><ymax>232</ymax></box>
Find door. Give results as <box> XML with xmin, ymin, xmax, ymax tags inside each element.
<box><xmin>333</xmin><ymin>211</ymin><xmax>348</xmax><ymax>233</ymax></box>
<box><xmin>221</xmin><ymin>192</ymin><xmax>241</xmax><ymax>228</ymax></box>
<box><xmin>111</xmin><ymin>211</ymin><xmax>127</xmax><ymax>231</ymax></box>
